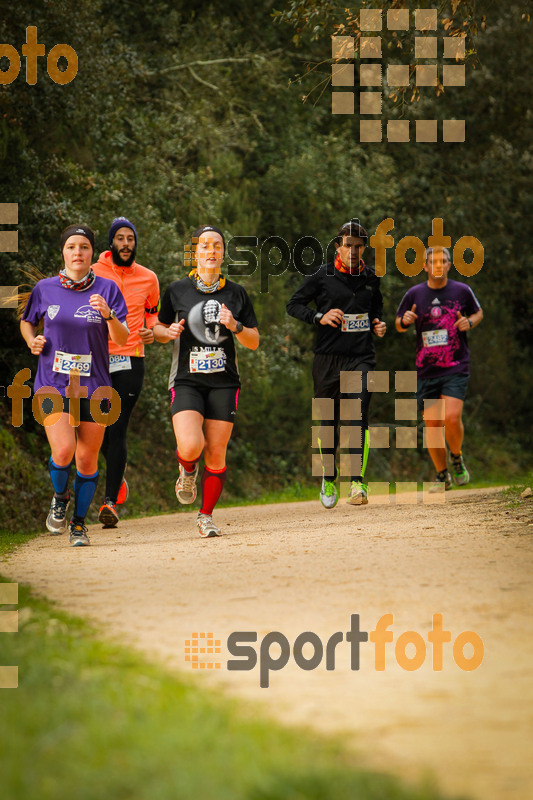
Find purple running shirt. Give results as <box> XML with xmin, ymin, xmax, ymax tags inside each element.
<box><xmin>396</xmin><ymin>279</ymin><xmax>481</xmax><ymax>379</ymax></box>
<box><xmin>22</xmin><ymin>276</ymin><xmax>128</xmax><ymax>396</ymax></box>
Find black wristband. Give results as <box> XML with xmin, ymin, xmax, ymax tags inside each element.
<box><xmin>399</xmin><ymin>319</ymin><xmax>410</xmax><ymax>330</ymax></box>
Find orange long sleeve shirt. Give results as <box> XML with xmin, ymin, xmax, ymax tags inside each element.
<box><xmin>93</xmin><ymin>251</ymin><xmax>160</xmax><ymax>357</ymax></box>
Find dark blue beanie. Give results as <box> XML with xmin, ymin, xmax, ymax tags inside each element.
<box><xmin>108</xmin><ymin>217</ymin><xmax>137</xmax><ymax>246</ymax></box>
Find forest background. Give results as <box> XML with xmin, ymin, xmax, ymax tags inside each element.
<box><xmin>1</xmin><ymin>0</ymin><xmax>531</xmax><ymax>529</ymax></box>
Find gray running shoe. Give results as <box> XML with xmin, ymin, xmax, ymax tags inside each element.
<box><xmin>196</xmin><ymin>513</ymin><xmax>222</xmax><ymax>538</ymax></box>
<box><xmin>428</xmin><ymin>469</ymin><xmax>453</xmax><ymax>492</ymax></box>
<box><xmin>320</xmin><ymin>477</ymin><xmax>337</xmax><ymax>509</ymax></box>
<box><xmin>175</xmin><ymin>463</ymin><xmax>199</xmax><ymax>504</ymax></box>
<box><xmin>347</xmin><ymin>481</ymin><xmax>368</xmax><ymax>505</ymax></box>
<box><xmin>46</xmin><ymin>493</ymin><xmax>70</xmax><ymax>535</ymax></box>
<box><xmin>450</xmin><ymin>453</ymin><xmax>470</xmax><ymax>486</ymax></box>
<box><xmin>69</xmin><ymin>520</ymin><xmax>90</xmax><ymax>547</ymax></box>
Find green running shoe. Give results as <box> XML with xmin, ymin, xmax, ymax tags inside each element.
<box><xmin>347</xmin><ymin>481</ymin><xmax>368</xmax><ymax>505</ymax></box>
<box><xmin>450</xmin><ymin>453</ymin><xmax>470</xmax><ymax>486</ymax></box>
<box><xmin>320</xmin><ymin>478</ymin><xmax>337</xmax><ymax>509</ymax></box>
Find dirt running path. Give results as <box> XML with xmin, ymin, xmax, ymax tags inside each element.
<box><xmin>3</xmin><ymin>487</ymin><xmax>533</xmax><ymax>800</ymax></box>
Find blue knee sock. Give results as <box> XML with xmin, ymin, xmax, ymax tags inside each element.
<box><xmin>48</xmin><ymin>457</ymin><xmax>72</xmax><ymax>498</ymax></box>
<box><xmin>73</xmin><ymin>470</ymin><xmax>99</xmax><ymax>522</ymax></box>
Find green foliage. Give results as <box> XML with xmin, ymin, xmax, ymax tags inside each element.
<box><xmin>0</xmin><ymin>416</ymin><xmax>50</xmax><ymax>531</ymax></box>
<box><xmin>1</xmin><ymin>0</ymin><xmax>532</xmax><ymax>528</ymax></box>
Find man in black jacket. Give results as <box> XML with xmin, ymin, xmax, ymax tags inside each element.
<box><xmin>287</xmin><ymin>220</ymin><xmax>386</xmax><ymax>508</ymax></box>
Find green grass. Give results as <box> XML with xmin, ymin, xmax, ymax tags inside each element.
<box><xmin>500</xmin><ymin>472</ymin><xmax>533</xmax><ymax>508</ymax></box>
<box><xmin>0</xmin><ymin>579</ymin><xmax>459</xmax><ymax>800</ymax></box>
<box><xmin>0</xmin><ymin>531</ymin><xmax>39</xmax><ymax>559</ymax></box>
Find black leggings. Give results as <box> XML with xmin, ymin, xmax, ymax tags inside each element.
<box><xmin>101</xmin><ymin>357</ymin><xmax>145</xmax><ymax>501</ymax></box>
<box><xmin>312</xmin><ymin>353</ymin><xmax>373</xmax><ymax>482</ymax></box>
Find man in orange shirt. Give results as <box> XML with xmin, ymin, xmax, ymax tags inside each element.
<box><xmin>93</xmin><ymin>217</ymin><xmax>160</xmax><ymax>527</ymax></box>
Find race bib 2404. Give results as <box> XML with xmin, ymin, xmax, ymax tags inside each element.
<box><xmin>341</xmin><ymin>313</ymin><xmax>370</xmax><ymax>333</ymax></box>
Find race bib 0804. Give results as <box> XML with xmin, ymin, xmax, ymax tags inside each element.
<box><xmin>341</xmin><ymin>313</ymin><xmax>370</xmax><ymax>332</ymax></box>
<box><xmin>109</xmin><ymin>354</ymin><xmax>132</xmax><ymax>373</ymax></box>
<box><xmin>422</xmin><ymin>328</ymin><xmax>449</xmax><ymax>348</ymax></box>
<box><xmin>189</xmin><ymin>348</ymin><xmax>226</xmax><ymax>374</ymax></box>
<box><xmin>53</xmin><ymin>350</ymin><xmax>92</xmax><ymax>375</ymax></box>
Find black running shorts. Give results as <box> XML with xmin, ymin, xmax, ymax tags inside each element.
<box><xmin>416</xmin><ymin>373</ymin><xmax>469</xmax><ymax>411</ymax></box>
<box><xmin>170</xmin><ymin>384</ymin><xmax>239</xmax><ymax>422</ymax></box>
<box><xmin>39</xmin><ymin>395</ymin><xmax>110</xmax><ymax>423</ymax></box>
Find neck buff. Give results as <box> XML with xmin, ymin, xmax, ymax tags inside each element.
<box><xmin>334</xmin><ymin>252</ymin><xmax>365</xmax><ymax>276</ymax></box>
<box><xmin>59</xmin><ymin>268</ymin><xmax>96</xmax><ymax>291</ymax></box>
<box><xmin>188</xmin><ymin>268</ymin><xmax>227</xmax><ymax>294</ymax></box>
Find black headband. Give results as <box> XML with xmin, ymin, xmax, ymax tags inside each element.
<box><xmin>60</xmin><ymin>224</ymin><xmax>95</xmax><ymax>253</ymax></box>
<box><xmin>191</xmin><ymin>225</ymin><xmax>226</xmax><ymax>254</ymax></box>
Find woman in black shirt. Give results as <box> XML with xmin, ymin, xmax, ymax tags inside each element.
<box><xmin>154</xmin><ymin>226</ymin><xmax>259</xmax><ymax>537</ymax></box>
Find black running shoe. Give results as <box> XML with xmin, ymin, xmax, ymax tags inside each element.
<box><xmin>428</xmin><ymin>469</ymin><xmax>453</xmax><ymax>492</ymax></box>
<box><xmin>99</xmin><ymin>500</ymin><xmax>119</xmax><ymax>528</ymax></box>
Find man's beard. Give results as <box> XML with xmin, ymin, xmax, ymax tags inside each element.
<box><xmin>111</xmin><ymin>244</ymin><xmax>136</xmax><ymax>267</ymax></box>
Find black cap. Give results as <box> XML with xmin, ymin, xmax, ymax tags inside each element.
<box><xmin>335</xmin><ymin>220</ymin><xmax>368</xmax><ymax>244</ymax></box>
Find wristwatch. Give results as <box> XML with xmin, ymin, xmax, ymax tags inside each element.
<box><xmin>104</xmin><ymin>309</ymin><xmax>117</xmax><ymax>321</ymax></box>
<box><xmin>468</xmin><ymin>318</ymin><xmax>473</xmax><ymax>328</ymax></box>
<box><xmin>235</xmin><ymin>321</ymin><xmax>244</xmax><ymax>334</ymax></box>
<box><xmin>313</xmin><ymin>312</ymin><xmax>324</xmax><ymax>326</ymax></box>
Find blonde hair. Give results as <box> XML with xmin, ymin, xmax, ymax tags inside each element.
<box><xmin>5</xmin><ymin>264</ymin><xmax>50</xmax><ymax>322</ymax></box>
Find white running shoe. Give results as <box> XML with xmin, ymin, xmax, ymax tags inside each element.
<box><xmin>46</xmin><ymin>493</ymin><xmax>70</xmax><ymax>535</ymax></box>
<box><xmin>196</xmin><ymin>513</ymin><xmax>222</xmax><ymax>538</ymax></box>
<box><xmin>347</xmin><ymin>481</ymin><xmax>368</xmax><ymax>505</ymax></box>
<box><xmin>175</xmin><ymin>463</ymin><xmax>199</xmax><ymax>504</ymax></box>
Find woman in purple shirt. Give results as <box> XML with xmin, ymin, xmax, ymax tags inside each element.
<box><xmin>20</xmin><ymin>225</ymin><xmax>129</xmax><ymax>546</ymax></box>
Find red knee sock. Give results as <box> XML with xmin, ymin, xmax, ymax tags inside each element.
<box><xmin>176</xmin><ymin>449</ymin><xmax>197</xmax><ymax>473</ymax></box>
<box><xmin>200</xmin><ymin>466</ymin><xmax>226</xmax><ymax>515</ymax></box>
